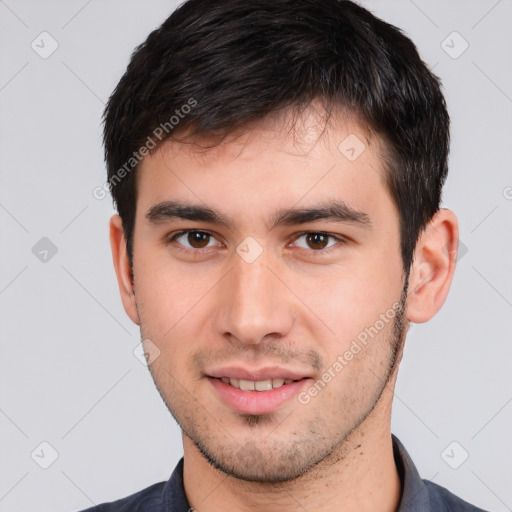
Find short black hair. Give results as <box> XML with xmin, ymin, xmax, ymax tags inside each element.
<box><xmin>103</xmin><ymin>0</ymin><xmax>450</xmax><ymax>275</ymax></box>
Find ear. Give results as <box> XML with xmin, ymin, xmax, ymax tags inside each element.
<box><xmin>406</xmin><ymin>208</ymin><xmax>459</xmax><ymax>323</ymax></box>
<box><xmin>109</xmin><ymin>214</ymin><xmax>140</xmax><ymax>326</ymax></box>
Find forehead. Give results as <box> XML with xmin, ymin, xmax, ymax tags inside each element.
<box><xmin>135</xmin><ymin>106</ymin><xmax>395</xmax><ymax>230</ymax></box>
<box><xmin>156</xmin><ymin>105</ymin><xmax>380</xmax><ymax>165</ymax></box>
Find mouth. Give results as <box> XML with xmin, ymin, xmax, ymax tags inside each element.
<box><xmin>212</xmin><ymin>376</ymin><xmax>305</xmax><ymax>391</ymax></box>
<box><xmin>207</xmin><ymin>371</ymin><xmax>312</xmax><ymax>415</ymax></box>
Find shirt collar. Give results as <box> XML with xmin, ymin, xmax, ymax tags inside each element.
<box><xmin>393</xmin><ymin>434</ymin><xmax>430</xmax><ymax>511</ymax></box>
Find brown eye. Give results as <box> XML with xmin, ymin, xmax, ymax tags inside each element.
<box><xmin>305</xmin><ymin>232</ymin><xmax>329</xmax><ymax>250</ymax></box>
<box><xmin>168</xmin><ymin>230</ymin><xmax>217</xmax><ymax>250</ymax></box>
<box><xmin>186</xmin><ymin>231</ymin><xmax>211</xmax><ymax>248</ymax></box>
<box><xmin>292</xmin><ymin>232</ymin><xmax>342</xmax><ymax>253</ymax></box>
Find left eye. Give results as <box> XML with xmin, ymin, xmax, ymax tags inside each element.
<box><xmin>293</xmin><ymin>232</ymin><xmax>339</xmax><ymax>251</ymax></box>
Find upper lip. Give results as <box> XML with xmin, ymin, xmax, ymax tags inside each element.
<box><xmin>207</xmin><ymin>366</ymin><xmax>312</xmax><ymax>381</ymax></box>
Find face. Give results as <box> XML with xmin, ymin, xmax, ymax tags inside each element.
<box><xmin>129</xmin><ymin>109</ymin><xmax>409</xmax><ymax>482</ymax></box>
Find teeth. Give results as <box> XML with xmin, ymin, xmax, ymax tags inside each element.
<box><xmin>239</xmin><ymin>379</ymin><xmax>255</xmax><ymax>391</ymax></box>
<box><xmin>220</xmin><ymin>377</ymin><xmax>293</xmax><ymax>391</ymax></box>
<box><xmin>255</xmin><ymin>380</ymin><xmax>272</xmax><ymax>391</ymax></box>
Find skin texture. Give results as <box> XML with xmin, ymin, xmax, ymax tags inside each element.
<box><xmin>110</xmin><ymin>107</ymin><xmax>459</xmax><ymax>512</ymax></box>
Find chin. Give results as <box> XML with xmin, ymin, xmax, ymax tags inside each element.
<box><xmin>193</xmin><ymin>436</ymin><xmax>335</xmax><ymax>484</ymax></box>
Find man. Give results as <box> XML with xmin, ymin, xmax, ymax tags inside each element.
<box><xmin>82</xmin><ymin>0</ymin><xmax>488</xmax><ymax>510</ymax></box>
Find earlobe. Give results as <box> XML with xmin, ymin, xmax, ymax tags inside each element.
<box><xmin>406</xmin><ymin>209</ymin><xmax>459</xmax><ymax>324</ymax></box>
<box><xmin>109</xmin><ymin>214</ymin><xmax>140</xmax><ymax>326</ymax></box>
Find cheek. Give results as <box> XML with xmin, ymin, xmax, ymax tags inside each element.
<box><xmin>134</xmin><ymin>256</ymin><xmax>215</xmax><ymax>330</ymax></box>
<box><xmin>303</xmin><ymin>257</ymin><xmax>402</xmax><ymax>331</ymax></box>
<box><xmin>134</xmin><ymin>265</ymin><xmax>226</xmax><ymax>380</ymax></box>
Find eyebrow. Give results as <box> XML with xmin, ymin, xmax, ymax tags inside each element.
<box><xmin>145</xmin><ymin>199</ymin><xmax>372</xmax><ymax>231</ymax></box>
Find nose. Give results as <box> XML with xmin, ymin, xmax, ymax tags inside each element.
<box><xmin>213</xmin><ymin>249</ymin><xmax>295</xmax><ymax>346</ymax></box>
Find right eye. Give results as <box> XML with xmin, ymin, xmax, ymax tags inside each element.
<box><xmin>166</xmin><ymin>230</ymin><xmax>222</xmax><ymax>252</ymax></box>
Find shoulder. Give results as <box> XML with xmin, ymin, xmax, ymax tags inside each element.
<box><xmin>391</xmin><ymin>435</ymin><xmax>490</xmax><ymax>512</ymax></box>
<box><xmin>75</xmin><ymin>481</ymin><xmax>167</xmax><ymax>512</ymax></box>
<box><xmin>423</xmin><ymin>479</ymin><xmax>490</xmax><ymax>512</ymax></box>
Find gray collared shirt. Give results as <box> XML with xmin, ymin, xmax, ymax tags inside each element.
<box><xmin>78</xmin><ymin>434</ymin><xmax>490</xmax><ymax>511</ymax></box>
<box><xmin>391</xmin><ymin>435</ymin><xmax>489</xmax><ymax>511</ymax></box>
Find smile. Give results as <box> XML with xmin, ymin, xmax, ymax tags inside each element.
<box><xmin>208</xmin><ymin>376</ymin><xmax>311</xmax><ymax>414</ymax></box>
<box><xmin>217</xmin><ymin>377</ymin><xmax>299</xmax><ymax>391</ymax></box>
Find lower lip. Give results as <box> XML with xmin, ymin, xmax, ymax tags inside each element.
<box><xmin>208</xmin><ymin>377</ymin><xmax>310</xmax><ymax>415</ymax></box>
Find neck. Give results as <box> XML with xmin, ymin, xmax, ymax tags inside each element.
<box><xmin>182</xmin><ymin>390</ymin><xmax>401</xmax><ymax>512</ymax></box>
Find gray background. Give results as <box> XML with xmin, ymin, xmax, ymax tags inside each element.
<box><xmin>1</xmin><ymin>1</ymin><xmax>511</xmax><ymax>511</ymax></box>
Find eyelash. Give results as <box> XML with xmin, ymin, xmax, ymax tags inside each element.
<box><xmin>165</xmin><ymin>230</ymin><xmax>347</xmax><ymax>256</ymax></box>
